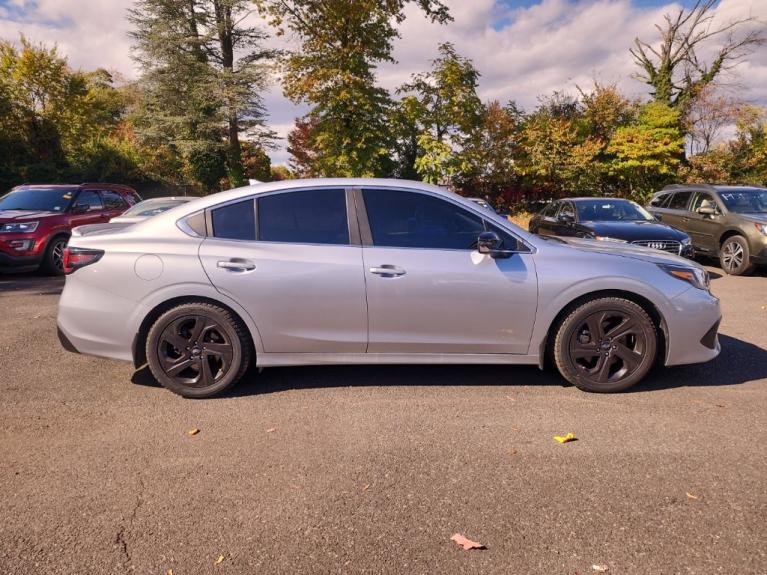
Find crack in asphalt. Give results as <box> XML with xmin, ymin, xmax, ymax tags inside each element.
<box><xmin>115</xmin><ymin>477</ymin><xmax>145</xmax><ymax>570</ymax></box>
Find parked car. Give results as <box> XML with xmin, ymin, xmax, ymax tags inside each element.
<box><xmin>468</xmin><ymin>197</ymin><xmax>497</xmax><ymax>213</ymax></box>
<box><xmin>529</xmin><ymin>198</ymin><xmax>694</xmax><ymax>258</ymax></box>
<box><xmin>647</xmin><ymin>184</ymin><xmax>767</xmax><ymax>276</ymax></box>
<box><xmin>57</xmin><ymin>179</ymin><xmax>720</xmax><ymax>398</ymax></box>
<box><xmin>110</xmin><ymin>197</ymin><xmax>194</xmax><ymax>224</ymax></box>
<box><xmin>0</xmin><ymin>183</ymin><xmax>140</xmax><ymax>275</ymax></box>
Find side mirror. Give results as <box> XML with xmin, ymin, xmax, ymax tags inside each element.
<box><xmin>477</xmin><ymin>231</ymin><xmax>514</xmax><ymax>259</ymax></box>
<box><xmin>558</xmin><ymin>213</ymin><xmax>575</xmax><ymax>225</ymax></box>
<box><xmin>70</xmin><ymin>203</ymin><xmax>89</xmax><ymax>215</ymax></box>
<box><xmin>697</xmin><ymin>206</ymin><xmax>716</xmax><ymax>216</ymax></box>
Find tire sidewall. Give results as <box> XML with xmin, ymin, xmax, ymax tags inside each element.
<box><xmin>41</xmin><ymin>235</ymin><xmax>68</xmax><ymax>276</ymax></box>
<box><xmin>554</xmin><ymin>298</ymin><xmax>657</xmax><ymax>393</ymax></box>
<box><xmin>146</xmin><ymin>304</ymin><xmax>246</xmax><ymax>398</ymax></box>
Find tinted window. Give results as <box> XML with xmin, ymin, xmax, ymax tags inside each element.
<box><xmin>485</xmin><ymin>221</ymin><xmax>521</xmax><ymax>251</ymax></box>
<box><xmin>718</xmin><ymin>188</ymin><xmax>767</xmax><ymax>214</ymax></box>
<box><xmin>76</xmin><ymin>190</ymin><xmax>102</xmax><ymax>211</ymax></box>
<box><xmin>668</xmin><ymin>191</ymin><xmax>692</xmax><ymax>210</ymax></box>
<box><xmin>541</xmin><ymin>202</ymin><xmax>558</xmax><ymax>218</ymax></box>
<box><xmin>363</xmin><ymin>189</ymin><xmax>485</xmax><ymax>250</ymax></box>
<box><xmin>101</xmin><ymin>190</ymin><xmax>128</xmax><ymax>210</ymax></box>
<box><xmin>258</xmin><ymin>189</ymin><xmax>348</xmax><ymax>245</ymax></box>
<box><xmin>650</xmin><ymin>193</ymin><xmax>669</xmax><ymax>207</ymax></box>
<box><xmin>212</xmin><ymin>199</ymin><xmax>256</xmax><ymax>241</ymax></box>
<box><xmin>575</xmin><ymin>199</ymin><xmax>653</xmax><ymax>222</ymax></box>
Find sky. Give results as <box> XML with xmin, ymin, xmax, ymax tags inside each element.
<box><xmin>1</xmin><ymin>0</ymin><xmax>765</xmax><ymax>165</ymax></box>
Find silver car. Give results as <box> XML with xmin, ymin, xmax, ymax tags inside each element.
<box><xmin>57</xmin><ymin>179</ymin><xmax>721</xmax><ymax>398</ymax></box>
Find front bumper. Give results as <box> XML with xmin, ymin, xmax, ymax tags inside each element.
<box><xmin>664</xmin><ymin>287</ymin><xmax>721</xmax><ymax>366</ymax></box>
<box><xmin>680</xmin><ymin>244</ymin><xmax>695</xmax><ymax>259</ymax></box>
<box><xmin>0</xmin><ymin>249</ymin><xmax>42</xmax><ymax>272</ymax></box>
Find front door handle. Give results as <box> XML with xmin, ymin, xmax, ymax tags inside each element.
<box><xmin>217</xmin><ymin>260</ymin><xmax>256</xmax><ymax>272</ymax></box>
<box><xmin>369</xmin><ymin>265</ymin><xmax>406</xmax><ymax>277</ymax></box>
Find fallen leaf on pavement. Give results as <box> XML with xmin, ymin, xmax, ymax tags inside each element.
<box><xmin>451</xmin><ymin>533</ymin><xmax>486</xmax><ymax>550</ymax></box>
<box><xmin>554</xmin><ymin>432</ymin><xmax>577</xmax><ymax>444</ymax></box>
<box><xmin>686</xmin><ymin>492</ymin><xmax>700</xmax><ymax>500</ymax></box>
<box><xmin>167</xmin><ymin>570</ymin><xmax>173</xmax><ymax>575</ymax></box>
<box><xmin>266</xmin><ymin>427</ymin><xmax>277</xmax><ymax>433</ymax></box>
<box><xmin>509</xmin><ymin>448</ymin><xmax>518</xmax><ymax>455</ymax></box>
<box><xmin>187</xmin><ymin>428</ymin><xmax>200</xmax><ymax>436</ymax></box>
<box><xmin>592</xmin><ymin>565</ymin><xmax>609</xmax><ymax>572</ymax></box>
<box><xmin>361</xmin><ymin>484</ymin><xmax>370</xmax><ymax>492</ymax></box>
<box><xmin>214</xmin><ymin>554</ymin><xmax>225</xmax><ymax>565</ymax></box>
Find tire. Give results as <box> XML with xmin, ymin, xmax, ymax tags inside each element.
<box><xmin>553</xmin><ymin>297</ymin><xmax>658</xmax><ymax>393</ymax></box>
<box><xmin>145</xmin><ymin>302</ymin><xmax>252</xmax><ymax>398</ymax></box>
<box><xmin>40</xmin><ymin>235</ymin><xmax>68</xmax><ymax>276</ymax></box>
<box><xmin>719</xmin><ymin>235</ymin><xmax>754</xmax><ymax>276</ymax></box>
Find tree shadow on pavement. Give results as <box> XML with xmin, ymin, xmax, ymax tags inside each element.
<box><xmin>0</xmin><ymin>273</ymin><xmax>64</xmax><ymax>295</ymax></box>
<box><xmin>130</xmin><ymin>334</ymin><xmax>766</xmax><ymax>397</ymax></box>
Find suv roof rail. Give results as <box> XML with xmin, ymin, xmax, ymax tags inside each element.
<box><xmin>660</xmin><ymin>183</ymin><xmax>718</xmax><ymax>192</ymax></box>
<box><xmin>80</xmin><ymin>182</ymin><xmax>135</xmax><ymax>189</ymax></box>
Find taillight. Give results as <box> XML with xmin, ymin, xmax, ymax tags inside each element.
<box><xmin>63</xmin><ymin>247</ymin><xmax>104</xmax><ymax>274</ymax></box>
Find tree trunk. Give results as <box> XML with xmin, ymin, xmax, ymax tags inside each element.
<box><xmin>214</xmin><ymin>0</ymin><xmax>246</xmax><ymax>187</ymax></box>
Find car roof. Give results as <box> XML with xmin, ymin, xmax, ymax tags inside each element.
<box><xmin>13</xmin><ymin>183</ymin><xmax>136</xmax><ymax>192</ymax></box>
<box><xmin>559</xmin><ymin>197</ymin><xmax>633</xmax><ymax>202</ymax></box>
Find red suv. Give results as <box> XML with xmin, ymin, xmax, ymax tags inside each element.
<box><xmin>0</xmin><ymin>183</ymin><xmax>141</xmax><ymax>275</ymax></box>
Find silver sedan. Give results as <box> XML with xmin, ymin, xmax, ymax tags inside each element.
<box><xmin>56</xmin><ymin>179</ymin><xmax>721</xmax><ymax>398</ymax></box>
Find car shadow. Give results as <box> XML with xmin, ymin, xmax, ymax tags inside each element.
<box><xmin>0</xmin><ymin>272</ymin><xmax>64</xmax><ymax>295</ymax></box>
<box><xmin>131</xmin><ymin>333</ymin><xmax>766</xmax><ymax>397</ymax></box>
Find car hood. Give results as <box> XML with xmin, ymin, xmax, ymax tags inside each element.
<box><xmin>578</xmin><ymin>220</ymin><xmax>687</xmax><ymax>241</ymax></box>
<box><xmin>555</xmin><ymin>236</ymin><xmax>700</xmax><ymax>267</ymax></box>
<box><xmin>0</xmin><ymin>209</ymin><xmax>62</xmax><ymax>222</ymax></box>
<box><xmin>71</xmin><ymin>222</ymin><xmax>133</xmax><ymax>237</ymax></box>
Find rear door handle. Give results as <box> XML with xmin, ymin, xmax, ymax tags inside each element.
<box><xmin>217</xmin><ymin>260</ymin><xmax>256</xmax><ymax>272</ymax></box>
<box><xmin>369</xmin><ymin>265</ymin><xmax>406</xmax><ymax>277</ymax></box>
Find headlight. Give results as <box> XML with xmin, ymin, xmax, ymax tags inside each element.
<box><xmin>681</xmin><ymin>236</ymin><xmax>692</xmax><ymax>245</ymax></box>
<box><xmin>594</xmin><ymin>236</ymin><xmax>627</xmax><ymax>243</ymax></box>
<box><xmin>0</xmin><ymin>221</ymin><xmax>39</xmax><ymax>233</ymax></box>
<box><xmin>755</xmin><ymin>223</ymin><xmax>767</xmax><ymax>236</ymax></box>
<box><xmin>658</xmin><ymin>263</ymin><xmax>710</xmax><ymax>291</ymax></box>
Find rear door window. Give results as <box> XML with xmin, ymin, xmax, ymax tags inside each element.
<box><xmin>650</xmin><ymin>192</ymin><xmax>670</xmax><ymax>207</ymax></box>
<box><xmin>211</xmin><ymin>199</ymin><xmax>256</xmax><ymax>241</ymax></box>
<box><xmin>257</xmin><ymin>189</ymin><xmax>349</xmax><ymax>245</ymax></box>
<box><xmin>76</xmin><ymin>190</ymin><xmax>103</xmax><ymax>212</ymax></box>
<box><xmin>667</xmin><ymin>191</ymin><xmax>692</xmax><ymax>210</ymax></box>
<box><xmin>101</xmin><ymin>190</ymin><xmax>128</xmax><ymax>211</ymax></box>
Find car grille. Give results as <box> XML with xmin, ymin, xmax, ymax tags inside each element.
<box><xmin>631</xmin><ymin>240</ymin><xmax>681</xmax><ymax>254</ymax></box>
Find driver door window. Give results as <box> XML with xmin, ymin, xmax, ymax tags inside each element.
<box><xmin>362</xmin><ymin>189</ymin><xmax>485</xmax><ymax>250</ymax></box>
<box><xmin>76</xmin><ymin>190</ymin><xmax>103</xmax><ymax>212</ymax></box>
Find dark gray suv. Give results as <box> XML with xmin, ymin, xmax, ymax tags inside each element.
<box><xmin>647</xmin><ymin>184</ymin><xmax>767</xmax><ymax>275</ymax></box>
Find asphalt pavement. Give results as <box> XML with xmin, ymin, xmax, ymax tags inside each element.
<box><xmin>0</xmin><ymin>265</ymin><xmax>765</xmax><ymax>574</ymax></box>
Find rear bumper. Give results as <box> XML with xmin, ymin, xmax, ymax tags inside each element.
<box><xmin>750</xmin><ymin>243</ymin><xmax>767</xmax><ymax>265</ymax></box>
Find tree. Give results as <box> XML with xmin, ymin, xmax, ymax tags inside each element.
<box><xmin>630</xmin><ymin>0</ymin><xmax>764</xmax><ymax>112</ymax></box>
<box><xmin>255</xmin><ymin>0</ymin><xmax>451</xmax><ymax>177</ymax></box>
<box><xmin>287</xmin><ymin>115</ymin><xmax>320</xmax><ymax>178</ymax></box>
<box><xmin>398</xmin><ymin>42</ymin><xmax>483</xmax><ymax>184</ymax></box>
<box><xmin>685</xmin><ymin>85</ymin><xmax>740</xmax><ymax>155</ymax></box>
<box><xmin>607</xmin><ymin>102</ymin><xmax>685</xmax><ymax>200</ymax></box>
<box><xmin>129</xmin><ymin>0</ymin><xmax>273</xmax><ymax>190</ymax></box>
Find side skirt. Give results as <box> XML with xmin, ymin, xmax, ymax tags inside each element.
<box><xmin>256</xmin><ymin>352</ymin><xmax>541</xmax><ymax>368</ymax></box>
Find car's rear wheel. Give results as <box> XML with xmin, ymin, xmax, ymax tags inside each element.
<box><xmin>553</xmin><ymin>297</ymin><xmax>657</xmax><ymax>393</ymax></box>
<box><xmin>41</xmin><ymin>235</ymin><xmax>68</xmax><ymax>276</ymax></box>
<box><xmin>146</xmin><ymin>303</ymin><xmax>252</xmax><ymax>398</ymax></box>
<box><xmin>719</xmin><ymin>235</ymin><xmax>754</xmax><ymax>276</ymax></box>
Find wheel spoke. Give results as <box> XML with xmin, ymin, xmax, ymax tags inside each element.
<box><xmin>570</xmin><ymin>342</ymin><xmax>599</xmax><ymax>359</ymax></box>
<box><xmin>165</xmin><ymin>356</ymin><xmax>195</xmax><ymax>376</ymax></box>
<box><xmin>586</xmin><ymin>313</ymin><xmax>606</xmax><ymax>341</ymax></box>
<box><xmin>613</xmin><ymin>343</ymin><xmax>641</xmax><ymax>372</ymax></box>
<box><xmin>595</xmin><ymin>355</ymin><xmax>613</xmax><ymax>382</ymax></box>
<box><xmin>605</xmin><ymin>317</ymin><xmax>637</xmax><ymax>340</ymax></box>
<box><xmin>162</xmin><ymin>332</ymin><xmax>189</xmax><ymax>351</ymax></box>
<box><xmin>198</xmin><ymin>356</ymin><xmax>215</xmax><ymax>386</ymax></box>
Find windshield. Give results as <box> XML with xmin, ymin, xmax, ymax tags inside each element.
<box><xmin>718</xmin><ymin>189</ymin><xmax>767</xmax><ymax>214</ymax></box>
<box><xmin>122</xmin><ymin>199</ymin><xmax>188</xmax><ymax>217</ymax></box>
<box><xmin>575</xmin><ymin>199</ymin><xmax>654</xmax><ymax>222</ymax></box>
<box><xmin>0</xmin><ymin>188</ymin><xmax>75</xmax><ymax>212</ymax></box>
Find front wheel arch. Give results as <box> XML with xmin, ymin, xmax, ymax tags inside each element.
<box><xmin>132</xmin><ymin>296</ymin><xmax>255</xmax><ymax>369</ymax></box>
<box><xmin>541</xmin><ymin>289</ymin><xmax>667</xmax><ymax>369</ymax></box>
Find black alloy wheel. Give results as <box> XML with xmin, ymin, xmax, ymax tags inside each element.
<box><xmin>146</xmin><ymin>303</ymin><xmax>251</xmax><ymax>398</ymax></box>
<box><xmin>42</xmin><ymin>236</ymin><xmax>68</xmax><ymax>275</ymax></box>
<box><xmin>554</xmin><ymin>297</ymin><xmax>657</xmax><ymax>392</ymax></box>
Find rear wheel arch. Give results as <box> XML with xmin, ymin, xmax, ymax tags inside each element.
<box><xmin>718</xmin><ymin>228</ymin><xmax>744</xmax><ymax>247</ymax></box>
<box><xmin>132</xmin><ymin>296</ymin><xmax>256</xmax><ymax>369</ymax></box>
<box><xmin>40</xmin><ymin>232</ymin><xmax>71</xmax><ymax>275</ymax></box>
<box><xmin>540</xmin><ymin>289</ymin><xmax>667</xmax><ymax>368</ymax></box>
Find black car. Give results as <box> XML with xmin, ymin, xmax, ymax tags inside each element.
<box><xmin>528</xmin><ymin>197</ymin><xmax>694</xmax><ymax>258</ymax></box>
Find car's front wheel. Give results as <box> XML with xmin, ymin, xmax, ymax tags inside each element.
<box><xmin>553</xmin><ymin>297</ymin><xmax>658</xmax><ymax>393</ymax></box>
<box><xmin>145</xmin><ymin>303</ymin><xmax>252</xmax><ymax>398</ymax></box>
<box><xmin>40</xmin><ymin>235</ymin><xmax>68</xmax><ymax>276</ymax></box>
<box><xmin>719</xmin><ymin>235</ymin><xmax>754</xmax><ymax>276</ymax></box>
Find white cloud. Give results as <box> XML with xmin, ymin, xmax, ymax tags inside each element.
<box><xmin>1</xmin><ymin>0</ymin><xmax>765</xmax><ymax>166</ymax></box>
